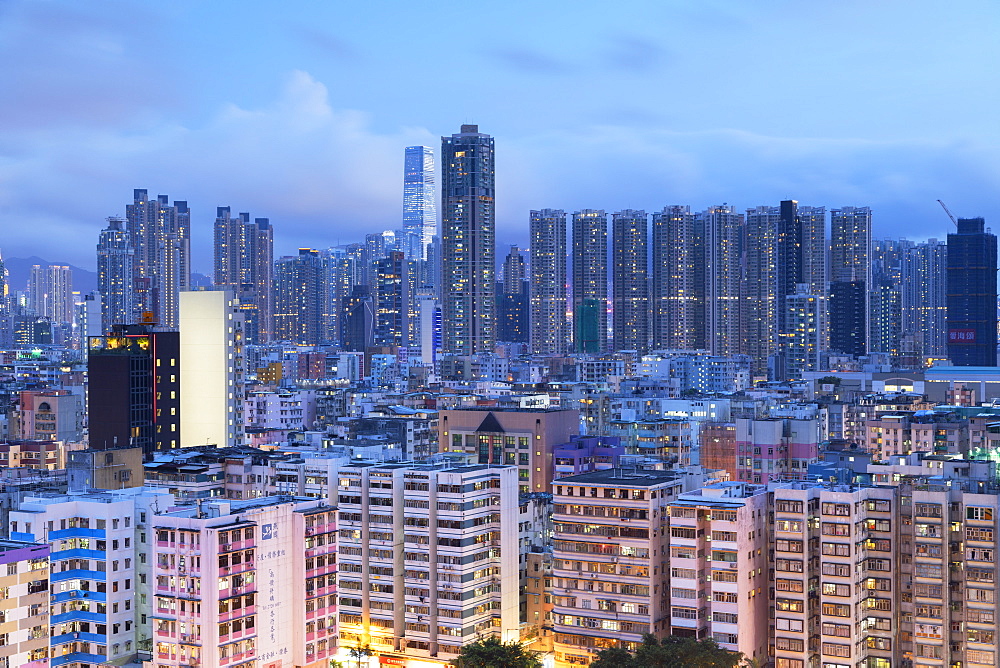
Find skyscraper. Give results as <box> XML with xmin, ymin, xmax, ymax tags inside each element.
<box><xmin>126</xmin><ymin>189</ymin><xmax>190</xmax><ymax>328</ymax></box>
<box><xmin>947</xmin><ymin>217</ymin><xmax>997</xmax><ymax>366</ymax></box>
<box><xmin>440</xmin><ymin>124</ymin><xmax>496</xmax><ymax>355</ymax></box>
<box><xmin>572</xmin><ymin>210</ymin><xmax>608</xmax><ymax>354</ymax></box>
<box><xmin>900</xmin><ymin>239</ymin><xmax>948</xmax><ymax>363</ymax></box>
<box><xmin>612</xmin><ymin>209</ymin><xmax>649</xmax><ymax>353</ymax></box>
<box><xmin>373</xmin><ymin>250</ymin><xmax>408</xmax><ymax>347</ymax></box>
<box><xmin>26</xmin><ymin>264</ymin><xmax>73</xmax><ymax>324</ymax></box>
<box><xmin>341</xmin><ymin>285</ymin><xmax>374</xmax><ymax>352</ymax></box>
<box><xmin>702</xmin><ymin>205</ymin><xmax>744</xmax><ymax>357</ymax></box>
<box><xmin>652</xmin><ymin>205</ymin><xmax>704</xmax><ymax>350</ymax></box>
<box><xmin>529</xmin><ymin>209</ymin><xmax>568</xmax><ymax>355</ymax></box>
<box><xmin>403</xmin><ymin>146</ymin><xmax>437</xmax><ymax>260</ymax></box>
<box><xmin>744</xmin><ymin>205</ymin><xmax>781</xmax><ymax>376</ymax></box>
<box><xmin>273</xmin><ymin>249</ymin><xmax>324</xmax><ymax>345</ymax></box>
<box><xmin>829</xmin><ymin>206</ymin><xmax>872</xmax><ymax>356</ymax></box>
<box><xmin>497</xmin><ymin>245</ymin><xmax>528</xmax><ymax>344</ymax></box>
<box><xmin>96</xmin><ymin>217</ymin><xmax>134</xmax><ymax>335</ymax></box>
<box><xmin>213</xmin><ymin>207</ymin><xmax>274</xmax><ymax>343</ymax></box>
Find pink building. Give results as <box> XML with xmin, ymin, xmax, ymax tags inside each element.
<box><xmin>151</xmin><ymin>496</ymin><xmax>336</xmax><ymax>668</ymax></box>
<box><xmin>735</xmin><ymin>418</ymin><xmax>819</xmax><ymax>483</ymax></box>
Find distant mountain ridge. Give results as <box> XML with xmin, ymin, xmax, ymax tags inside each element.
<box><xmin>4</xmin><ymin>256</ymin><xmax>98</xmax><ymax>293</ymax></box>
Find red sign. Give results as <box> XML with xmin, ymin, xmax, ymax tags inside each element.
<box><xmin>949</xmin><ymin>329</ymin><xmax>977</xmax><ymax>343</ymax></box>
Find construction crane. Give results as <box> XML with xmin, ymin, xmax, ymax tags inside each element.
<box><xmin>937</xmin><ymin>199</ymin><xmax>958</xmax><ymax>227</ymax></box>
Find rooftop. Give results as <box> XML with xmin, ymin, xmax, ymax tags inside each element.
<box><xmin>556</xmin><ymin>468</ymin><xmax>681</xmax><ymax>487</ymax></box>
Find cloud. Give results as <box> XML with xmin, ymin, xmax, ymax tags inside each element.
<box><xmin>294</xmin><ymin>26</ymin><xmax>357</xmax><ymax>60</ymax></box>
<box><xmin>603</xmin><ymin>35</ymin><xmax>669</xmax><ymax>73</ymax></box>
<box><xmin>0</xmin><ymin>71</ymin><xmax>436</xmax><ymax>269</ymax></box>
<box><xmin>0</xmin><ymin>0</ymin><xmax>178</xmax><ymax>131</ymax></box>
<box><xmin>486</xmin><ymin>47</ymin><xmax>574</xmax><ymax>74</ymax></box>
<box><xmin>1</xmin><ymin>64</ymin><xmax>997</xmax><ymax>274</ymax></box>
<box><xmin>497</xmin><ymin>126</ymin><xmax>1000</xmax><ymax>244</ymax></box>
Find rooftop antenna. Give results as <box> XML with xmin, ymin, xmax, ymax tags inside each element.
<box><xmin>936</xmin><ymin>200</ymin><xmax>959</xmax><ymax>228</ymax></box>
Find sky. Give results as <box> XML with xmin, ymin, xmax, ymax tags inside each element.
<box><xmin>1</xmin><ymin>0</ymin><xmax>998</xmax><ymax>274</ymax></box>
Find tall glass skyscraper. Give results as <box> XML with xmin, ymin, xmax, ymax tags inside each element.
<box><xmin>403</xmin><ymin>146</ymin><xmax>436</xmax><ymax>261</ymax></box>
<box><xmin>440</xmin><ymin>125</ymin><xmax>495</xmax><ymax>355</ymax></box>
<box><xmin>97</xmin><ymin>216</ymin><xmax>135</xmax><ymax>334</ymax></box>
<box><xmin>947</xmin><ymin>217</ymin><xmax>997</xmax><ymax>366</ymax></box>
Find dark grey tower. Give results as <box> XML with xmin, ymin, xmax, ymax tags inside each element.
<box><xmin>440</xmin><ymin>125</ymin><xmax>496</xmax><ymax>355</ymax></box>
<box><xmin>947</xmin><ymin>217</ymin><xmax>997</xmax><ymax>366</ymax></box>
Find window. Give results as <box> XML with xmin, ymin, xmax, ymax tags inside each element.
<box><xmin>822</xmin><ymin>542</ymin><xmax>851</xmax><ymax>557</ymax></box>
<box><xmin>968</xmin><ymin>649</ymin><xmax>995</xmax><ymax>665</ymax></box>
<box><xmin>776</xmin><ymin>500</ymin><xmax>803</xmax><ymax>513</ymax></box>
<box><xmin>776</xmin><ymin>579</ymin><xmax>804</xmax><ymax>593</ymax></box>
<box><xmin>776</xmin><ymin>559</ymin><xmax>803</xmax><ymax>573</ymax></box>
<box><xmin>968</xmin><ymin>527</ymin><xmax>994</xmax><ymax>541</ymax></box>
<box><xmin>822</xmin><ymin>622</ymin><xmax>851</xmax><ymax>637</ymax></box>
<box><xmin>776</xmin><ymin>539</ymin><xmax>803</xmax><ymax>553</ymax></box>
<box><xmin>822</xmin><ymin>503</ymin><xmax>850</xmax><ymax>516</ymax></box>
<box><xmin>822</xmin><ymin>603</ymin><xmax>850</xmax><ymax>617</ymax></box>
<box><xmin>822</xmin><ymin>643</ymin><xmax>851</xmax><ymax>658</ymax></box>
<box><xmin>775</xmin><ymin>519</ymin><xmax>803</xmax><ymax>532</ymax></box>
<box><xmin>775</xmin><ymin>599</ymin><xmax>804</xmax><ymax>612</ymax></box>
<box><xmin>967</xmin><ymin>547</ymin><xmax>995</xmax><ymax>562</ymax></box>
<box><xmin>776</xmin><ymin>617</ymin><xmax>803</xmax><ymax>632</ymax></box>
<box><xmin>775</xmin><ymin>660</ymin><xmax>804</xmax><ymax>668</ymax></box>
<box><xmin>822</xmin><ymin>523</ymin><xmax>850</xmax><ymax>536</ymax></box>
<box><xmin>822</xmin><ymin>562</ymin><xmax>850</xmax><ymax>577</ymax></box>
<box><xmin>914</xmin><ymin>503</ymin><xmax>942</xmax><ymax>517</ymax></box>
<box><xmin>865</xmin><ymin>518</ymin><xmax>891</xmax><ymax>532</ymax></box>
<box><xmin>775</xmin><ymin>637</ymin><xmax>804</xmax><ymax>652</ymax></box>
<box><xmin>822</xmin><ymin>582</ymin><xmax>851</xmax><ymax>597</ymax></box>
<box><xmin>967</xmin><ymin>507</ymin><xmax>994</xmax><ymax>521</ymax></box>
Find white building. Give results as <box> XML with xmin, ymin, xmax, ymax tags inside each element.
<box><xmin>9</xmin><ymin>487</ymin><xmax>175</xmax><ymax>668</ymax></box>
<box><xmin>180</xmin><ymin>289</ymin><xmax>246</xmax><ymax>448</ymax></box>
<box><xmin>334</xmin><ymin>462</ymin><xmax>520</xmax><ymax>664</ymax></box>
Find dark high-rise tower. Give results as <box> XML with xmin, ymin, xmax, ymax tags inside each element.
<box><xmin>829</xmin><ymin>206</ymin><xmax>872</xmax><ymax>356</ymax></box>
<box><xmin>529</xmin><ymin>209</ymin><xmax>568</xmax><ymax>355</ymax></box>
<box><xmin>88</xmin><ymin>321</ymin><xmax>180</xmax><ymax>455</ymax></box>
<box><xmin>213</xmin><ymin>207</ymin><xmax>274</xmax><ymax>344</ymax></box>
<box><xmin>497</xmin><ymin>246</ymin><xmax>528</xmax><ymax>344</ymax></box>
<box><xmin>440</xmin><ymin>125</ymin><xmax>495</xmax><ymax>355</ymax></box>
<box><xmin>373</xmin><ymin>251</ymin><xmax>407</xmax><ymax>347</ymax></box>
<box><xmin>702</xmin><ymin>205</ymin><xmax>743</xmax><ymax>357</ymax></box>
<box><xmin>947</xmin><ymin>217</ymin><xmax>997</xmax><ymax>366</ymax></box>
<box><xmin>97</xmin><ymin>217</ymin><xmax>135</xmax><ymax>334</ymax></box>
<box><xmin>571</xmin><ymin>210</ymin><xmax>608</xmax><ymax>353</ymax></box>
<box><xmin>273</xmin><ymin>249</ymin><xmax>324</xmax><ymax>345</ymax></box>
<box><xmin>341</xmin><ymin>285</ymin><xmax>374</xmax><ymax>352</ymax></box>
<box><xmin>612</xmin><ymin>209</ymin><xmax>649</xmax><ymax>352</ymax></box>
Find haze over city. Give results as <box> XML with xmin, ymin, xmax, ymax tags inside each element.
<box><xmin>2</xmin><ymin>0</ymin><xmax>999</xmax><ymax>270</ymax></box>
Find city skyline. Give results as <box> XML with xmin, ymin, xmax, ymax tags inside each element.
<box><xmin>1</xmin><ymin>1</ymin><xmax>998</xmax><ymax>270</ymax></box>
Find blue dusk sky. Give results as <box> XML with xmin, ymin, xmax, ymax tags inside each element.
<box><xmin>1</xmin><ymin>0</ymin><xmax>998</xmax><ymax>272</ymax></box>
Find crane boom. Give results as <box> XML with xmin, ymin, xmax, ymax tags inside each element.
<box><xmin>937</xmin><ymin>199</ymin><xmax>958</xmax><ymax>227</ymax></box>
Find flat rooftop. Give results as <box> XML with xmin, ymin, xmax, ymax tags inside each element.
<box><xmin>556</xmin><ymin>468</ymin><xmax>681</xmax><ymax>487</ymax></box>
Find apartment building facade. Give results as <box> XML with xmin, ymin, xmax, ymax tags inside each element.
<box><xmin>334</xmin><ymin>463</ymin><xmax>519</xmax><ymax>665</ymax></box>
<box><xmin>150</xmin><ymin>496</ymin><xmax>336</xmax><ymax>668</ymax></box>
